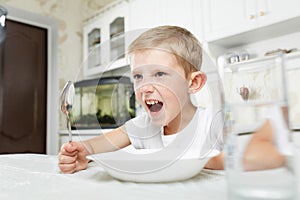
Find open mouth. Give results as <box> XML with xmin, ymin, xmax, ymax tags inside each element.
<box><xmin>145</xmin><ymin>99</ymin><xmax>163</xmax><ymax>112</ymax></box>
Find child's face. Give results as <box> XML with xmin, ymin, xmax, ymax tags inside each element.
<box><xmin>130</xmin><ymin>49</ymin><xmax>192</xmax><ymax>126</ymax></box>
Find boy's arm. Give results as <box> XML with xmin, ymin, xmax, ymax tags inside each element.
<box><xmin>204</xmin><ymin>152</ymin><xmax>224</xmax><ymax>170</ymax></box>
<box><xmin>58</xmin><ymin>125</ymin><xmax>131</xmax><ymax>173</ymax></box>
<box><xmin>204</xmin><ymin>120</ymin><xmax>285</xmax><ymax>171</ymax></box>
<box><xmin>242</xmin><ymin>120</ymin><xmax>285</xmax><ymax>171</ymax></box>
<box><xmin>83</xmin><ymin>125</ymin><xmax>131</xmax><ymax>155</ymax></box>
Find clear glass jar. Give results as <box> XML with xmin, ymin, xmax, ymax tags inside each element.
<box><xmin>223</xmin><ymin>55</ymin><xmax>297</xmax><ymax>200</ymax></box>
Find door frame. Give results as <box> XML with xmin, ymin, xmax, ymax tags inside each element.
<box><xmin>4</xmin><ymin>5</ymin><xmax>59</xmax><ymax>155</ymax></box>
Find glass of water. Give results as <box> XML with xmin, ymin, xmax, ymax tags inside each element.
<box><xmin>285</xmin><ymin>52</ymin><xmax>300</xmax><ymax>187</ymax></box>
<box><xmin>223</xmin><ymin>55</ymin><xmax>297</xmax><ymax>200</ymax></box>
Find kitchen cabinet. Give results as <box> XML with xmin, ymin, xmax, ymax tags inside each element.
<box><xmin>128</xmin><ymin>0</ymin><xmax>203</xmax><ymax>42</ymax></box>
<box><xmin>161</xmin><ymin>0</ymin><xmax>202</xmax><ymax>40</ymax></box>
<box><xmin>257</xmin><ymin>0</ymin><xmax>300</xmax><ymax>27</ymax></box>
<box><xmin>128</xmin><ymin>0</ymin><xmax>163</xmax><ymax>30</ymax></box>
<box><xmin>202</xmin><ymin>0</ymin><xmax>300</xmax><ymax>42</ymax></box>
<box><xmin>83</xmin><ymin>0</ymin><xmax>205</xmax><ymax>77</ymax></box>
<box><xmin>202</xmin><ymin>0</ymin><xmax>256</xmax><ymax>42</ymax></box>
<box><xmin>83</xmin><ymin>1</ymin><xmax>129</xmax><ymax>77</ymax></box>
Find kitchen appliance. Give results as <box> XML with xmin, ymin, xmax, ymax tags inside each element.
<box><xmin>71</xmin><ymin>76</ymin><xmax>136</xmax><ymax>129</ymax></box>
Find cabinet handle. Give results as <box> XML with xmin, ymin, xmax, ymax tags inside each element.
<box><xmin>259</xmin><ymin>11</ymin><xmax>265</xmax><ymax>16</ymax></box>
<box><xmin>249</xmin><ymin>15</ymin><xmax>255</xmax><ymax>20</ymax></box>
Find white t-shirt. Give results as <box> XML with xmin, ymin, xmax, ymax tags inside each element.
<box><xmin>125</xmin><ymin>107</ymin><xmax>224</xmax><ymax>158</ymax></box>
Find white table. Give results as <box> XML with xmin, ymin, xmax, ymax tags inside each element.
<box><xmin>0</xmin><ymin>154</ymin><xmax>227</xmax><ymax>200</ymax></box>
<box><xmin>2</xmin><ymin>132</ymin><xmax>300</xmax><ymax>200</ymax></box>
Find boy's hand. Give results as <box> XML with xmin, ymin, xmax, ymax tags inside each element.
<box><xmin>58</xmin><ymin>142</ymin><xmax>90</xmax><ymax>174</ymax></box>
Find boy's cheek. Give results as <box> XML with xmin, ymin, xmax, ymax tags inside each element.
<box><xmin>135</xmin><ymin>93</ymin><xmax>143</xmax><ymax>103</ymax></box>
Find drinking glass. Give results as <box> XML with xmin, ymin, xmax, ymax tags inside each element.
<box><xmin>285</xmin><ymin>52</ymin><xmax>300</xmax><ymax>188</ymax></box>
<box><xmin>223</xmin><ymin>55</ymin><xmax>297</xmax><ymax>200</ymax></box>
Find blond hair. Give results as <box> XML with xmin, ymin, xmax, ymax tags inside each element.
<box><xmin>127</xmin><ymin>25</ymin><xmax>202</xmax><ymax>78</ymax></box>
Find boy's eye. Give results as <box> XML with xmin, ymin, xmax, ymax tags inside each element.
<box><xmin>155</xmin><ymin>72</ymin><xmax>166</xmax><ymax>77</ymax></box>
<box><xmin>133</xmin><ymin>74</ymin><xmax>143</xmax><ymax>80</ymax></box>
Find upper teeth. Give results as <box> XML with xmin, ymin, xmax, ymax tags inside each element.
<box><xmin>146</xmin><ymin>100</ymin><xmax>159</xmax><ymax>105</ymax></box>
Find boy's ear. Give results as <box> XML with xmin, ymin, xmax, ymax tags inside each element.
<box><xmin>189</xmin><ymin>71</ymin><xmax>207</xmax><ymax>93</ymax></box>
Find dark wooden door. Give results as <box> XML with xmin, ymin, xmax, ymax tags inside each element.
<box><xmin>0</xmin><ymin>19</ymin><xmax>47</xmax><ymax>154</ymax></box>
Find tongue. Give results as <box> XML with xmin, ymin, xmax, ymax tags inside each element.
<box><xmin>149</xmin><ymin>103</ymin><xmax>163</xmax><ymax>112</ymax></box>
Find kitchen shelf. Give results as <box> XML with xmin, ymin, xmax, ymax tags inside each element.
<box><xmin>224</xmin><ymin>54</ymin><xmax>281</xmax><ymax>73</ymax></box>
<box><xmin>224</xmin><ymin>51</ymin><xmax>300</xmax><ymax>72</ymax></box>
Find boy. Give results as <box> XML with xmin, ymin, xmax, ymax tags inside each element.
<box><xmin>58</xmin><ymin>25</ymin><xmax>283</xmax><ymax>174</ymax></box>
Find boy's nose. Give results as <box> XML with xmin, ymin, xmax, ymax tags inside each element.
<box><xmin>139</xmin><ymin>83</ymin><xmax>155</xmax><ymax>93</ymax></box>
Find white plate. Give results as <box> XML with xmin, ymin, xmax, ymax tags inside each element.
<box><xmin>87</xmin><ymin>146</ymin><xmax>219</xmax><ymax>183</ymax></box>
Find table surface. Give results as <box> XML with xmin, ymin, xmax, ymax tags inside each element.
<box><xmin>0</xmin><ymin>154</ymin><xmax>228</xmax><ymax>200</ymax></box>
<box><xmin>1</xmin><ymin>152</ymin><xmax>299</xmax><ymax>200</ymax></box>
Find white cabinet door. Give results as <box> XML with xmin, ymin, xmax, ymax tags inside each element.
<box><xmin>83</xmin><ymin>1</ymin><xmax>129</xmax><ymax>76</ymax></box>
<box><xmin>128</xmin><ymin>0</ymin><xmax>203</xmax><ymax>42</ymax></box>
<box><xmin>203</xmin><ymin>0</ymin><xmax>300</xmax><ymax>42</ymax></box>
<box><xmin>161</xmin><ymin>0</ymin><xmax>204</xmax><ymax>42</ymax></box>
<box><xmin>83</xmin><ymin>19</ymin><xmax>105</xmax><ymax>76</ymax></box>
<box><xmin>257</xmin><ymin>0</ymin><xmax>300</xmax><ymax>27</ymax></box>
<box><xmin>128</xmin><ymin>0</ymin><xmax>164</xmax><ymax>31</ymax></box>
<box><xmin>105</xmin><ymin>2</ymin><xmax>129</xmax><ymax>70</ymax></box>
<box><xmin>203</xmin><ymin>0</ymin><xmax>257</xmax><ymax>42</ymax></box>
<box><xmin>162</xmin><ymin>0</ymin><xmax>195</xmax><ymax>33</ymax></box>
